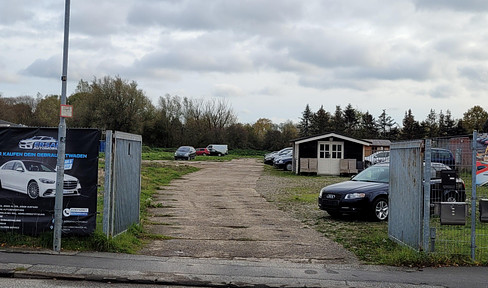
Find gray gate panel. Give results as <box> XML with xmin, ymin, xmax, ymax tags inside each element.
<box><xmin>103</xmin><ymin>131</ymin><xmax>142</xmax><ymax>237</ymax></box>
<box><xmin>389</xmin><ymin>140</ymin><xmax>423</xmax><ymax>250</ymax></box>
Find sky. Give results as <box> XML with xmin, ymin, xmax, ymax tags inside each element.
<box><xmin>0</xmin><ymin>1</ymin><xmax>487</xmax><ymax>125</ymax></box>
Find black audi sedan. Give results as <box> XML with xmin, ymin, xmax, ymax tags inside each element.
<box><xmin>318</xmin><ymin>162</ymin><xmax>465</xmax><ymax>221</ymax></box>
<box><xmin>319</xmin><ymin>163</ymin><xmax>389</xmax><ymax>221</ymax></box>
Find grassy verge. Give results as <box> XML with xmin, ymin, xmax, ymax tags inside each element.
<box><xmin>0</xmin><ymin>160</ymin><xmax>198</xmax><ymax>253</ymax></box>
<box><xmin>259</xmin><ymin>165</ymin><xmax>479</xmax><ymax>266</ymax></box>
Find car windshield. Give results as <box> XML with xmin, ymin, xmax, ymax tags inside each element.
<box><xmin>177</xmin><ymin>147</ymin><xmax>190</xmax><ymax>152</ymax></box>
<box><xmin>352</xmin><ymin>165</ymin><xmax>389</xmax><ymax>183</ymax></box>
<box><xmin>23</xmin><ymin>161</ymin><xmax>55</xmax><ymax>172</ymax></box>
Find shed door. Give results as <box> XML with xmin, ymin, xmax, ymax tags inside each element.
<box><xmin>317</xmin><ymin>141</ymin><xmax>343</xmax><ymax>175</ymax></box>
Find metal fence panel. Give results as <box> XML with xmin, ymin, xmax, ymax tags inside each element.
<box><xmin>388</xmin><ymin>140</ymin><xmax>424</xmax><ymax>250</ymax></box>
<box><xmin>428</xmin><ymin>134</ymin><xmax>488</xmax><ymax>261</ymax></box>
<box><xmin>103</xmin><ymin>131</ymin><xmax>142</xmax><ymax>237</ymax></box>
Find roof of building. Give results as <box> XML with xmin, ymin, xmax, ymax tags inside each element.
<box><xmin>363</xmin><ymin>139</ymin><xmax>391</xmax><ymax>147</ymax></box>
<box><xmin>291</xmin><ymin>132</ymin><xmax>372</xmax><ymax>146</ymax></box>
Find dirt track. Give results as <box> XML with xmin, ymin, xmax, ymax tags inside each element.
<box><xmin>139</xmin><ymin>158</ymin><xmax>357</xmax><ymax>264</ymax></box>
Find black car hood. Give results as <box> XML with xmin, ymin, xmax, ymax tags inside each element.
<box><xmin>322</xmin><ymin>181</ymin><xmax>388</xmax><ymax>194</ymax></box>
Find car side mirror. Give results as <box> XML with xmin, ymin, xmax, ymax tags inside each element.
<box><xmin>16</xmin><ymin>167</ymin><xmax>24</xmax><ymax>172</ymax></box>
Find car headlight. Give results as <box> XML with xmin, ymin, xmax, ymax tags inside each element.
<box><xmin>39</xmin><ymin>178</ymin><xmax>55</xmax><ymax>184</ymax></box>
<box><xmin>319</xmin><ymin>188</ymin><xmax>326</xmax><ymax>197</ymax></box>
<box><xmin>344</xmin><ymin>193</ymin><xmax>366</xmax><ymax>199</ymax></box>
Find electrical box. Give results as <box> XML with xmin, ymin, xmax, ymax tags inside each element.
<box><xmin>440</xmin><ymin>202</ymin><xmax>466</xmax><ymax>225</ymax></box>
<box><xmin>480</xmin><ymin>199</ymin><xmax>488</xmax><ymax>223</ymax></box>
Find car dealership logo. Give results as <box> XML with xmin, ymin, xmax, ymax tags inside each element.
<box><xmin>18</xmin><ymin>136</ymin><xmax>58</xmax><ymax>150</ymax></box>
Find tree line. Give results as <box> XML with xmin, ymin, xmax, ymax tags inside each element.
<box><xmin>0</xmin><ymin>76</ymin><xmax>295</xmax><ymax>150</ymax></box>
<box><xmin>1</xmin><ymin>75</ymin><xmax>487</xmax><ymax>150</ymax></box>
<box><xmin>298</xmin><ymin>104</ymin><xmax>488</xmax><ymax>140</ymax></box>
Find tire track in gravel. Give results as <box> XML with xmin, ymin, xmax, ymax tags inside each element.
<box><xmin>139</xmin><ymin>158</ymin><xmax>358</xmax><ymax>264</ymax></box>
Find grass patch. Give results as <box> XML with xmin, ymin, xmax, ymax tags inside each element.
<box><xmin>0</xmin><ymin>159</ymin><xmax>198</xmax><ymax>253</ymax></box>
<box><xmin>259</xmin><ymin>166</ymin><xmax>480</xmax><ymax>267</ymax></box>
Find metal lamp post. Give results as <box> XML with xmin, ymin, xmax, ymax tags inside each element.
<box><xmin>53</xmin><ymin>0</ymin><xmax>71</xmax><ymax>252</ymax></box>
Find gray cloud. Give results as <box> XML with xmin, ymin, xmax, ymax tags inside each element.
<box><xmin>413</xmin><ymin>0</ymin><xmax>488</xmax><ymax>11</ymax></box>
<box><xmin>0</xmin><ymin>3</ymin><xmax>33</xmax><ymax>25</ymax></box>
<box><xmin>22</xmin><ymin>55</ymin><xmax>61</xmax><ymax>79</ymax></box>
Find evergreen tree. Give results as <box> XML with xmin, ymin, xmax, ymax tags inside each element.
<box><xmin>358</xmin><ymin>111</ymin><xmax>378</xmax><ymax>139</ymax></box>
<box><xmin>343</xmin><ymin>103</ymin><xmax>359</xmax><ymax>136</ymax></box>
<box><xmin>331</xmin><ymin>105</ymin><xmax>345</xmax><ymax>134</ymax></box>
<box><xmin>310</xmin><ymin>105</ymin><xmax>331</xmax><ymax>135</ymax></box>
<box><xmin>298</xmin><ymin>104</ymin><xmax>313</xmax><ymax>137</ymax></box>
<box><xmin>444</xmin><ymin>110</ymin><xmax>456</xmax><ymax>135</ymax></box>
<box><xmin>400</xmin><ymin>109</ymin><xmax>422</xmax><ymax>140</ymax></box>
<box><xmin>421</xmin><ymin>109</ymin><xmax>438</xmax><ymax>138</ymax></box>
<box><xmin>377</xmin><ymin>109</ymin><xmax>396</xmax><ymax>139</ymax></box>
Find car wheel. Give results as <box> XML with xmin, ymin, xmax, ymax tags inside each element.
<box><xmin>371</xmin><ymin>198</ymin><xmax>388</xmax><ymax>221</ymax></box>
<box><xmin>218</xmin><ymin>153</ymin><xmax>222</xmax><ymax>157</ymax></box>
<box><xmin>27</xmin><ymin>181</ymin><xmax>40</xmax><ymax>199</ymax></box>
<box><xmin>285</xmin><ymin>163</ymin><xmax>292</xmax><ymax>171</ymax></box>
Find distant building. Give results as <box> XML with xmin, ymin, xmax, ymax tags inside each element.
<box><xmin>363</xmin><ymin>139</ymin><xmax>391</xmax><ymax>157</ymax></box>
<box><xmin>291</xmin><ymin>133</ymin><xmax>371</xmax><ymax>175</ymax></box>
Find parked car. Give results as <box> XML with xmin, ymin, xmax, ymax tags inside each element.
<box><xmin>206</xmin><ymin>144</ymin><xmax>228</xmax><ymax>156</ymax></box>
<box><xmin>0</xmin><ymin>160</ymin><xmax>81</xmax><ymax>199</ymax></box>
<box><xmin>364</xmin><ymin>150</ymin><xmax>390</xmax><ymax>167</ymax></box>
<box><xmin>264</xmin><ymin>147</ymin><xmax>292</xmax><ymax>165</ymax></box>
<box><xmin>477</xmin><ymin>161</ymin><xmax>488</xmax><ymax>186</ymax></box>
<box><xmin>318</xmin><ymin>162</ymin><xmax>465</xmax><ymax>221</ymax></box>
<box><xmin>196</xmin><ymin>148</ymin><xmax>210</xmax><ymax>156</ymax></box>
<box><xmin>273</xmin><ymin>149</ymin><xmax>293</xmax><ymax>171</ymax></box>
<box><xmin>174</xmin><ymin>146</ymin><xmax>196</xmax><ymax>160</ymax></box>
<box><xmin>431</xmin><ymin>148</ymin><xmax>456</xmax><ymax>169</ymax></box>
<box><xmin>364</xmin><ymin>148</ymin><xmax>455</xmax><ymax>169</ymax></box>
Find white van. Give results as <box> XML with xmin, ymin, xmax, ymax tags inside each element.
<box><xmin>206</xmin><ymin>144</ymin><xmax>228</xmax><ymax>156</ymax></box>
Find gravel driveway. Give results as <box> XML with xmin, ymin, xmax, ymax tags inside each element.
<box><xmin>139</xmin><ymin>158</ymin><xmax>357</xmax><ymax>264</ymax></box>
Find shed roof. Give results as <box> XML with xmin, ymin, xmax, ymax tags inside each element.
<box><xmin>292</xmin><ymin>133</ymin><xmax>371</xmax><ymax>146</ymax></box>
<box><xmin>363</xmin><ymin>139</ymin><xmax>391</xmax><ymax>147</ymax></box>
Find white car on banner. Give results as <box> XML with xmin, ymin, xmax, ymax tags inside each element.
<box><xmin>18</xmin><ymin>136</ymin><xmax>58</xmax><ymax>150</ymax></box>
<box><xmin>0</xmin><ymin>160</ymin><xmax>81</xmax><ymax>199</ymax></box>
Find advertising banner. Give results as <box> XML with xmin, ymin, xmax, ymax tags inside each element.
<box><xmin>477</xmin><ymin>133</ymin><xmax>488</xmax><ymax>186</ymax></box>
<box><xmin>0</xmin><ymin>127</ymin><xmax>100</xmax><ymax>235</ymax></box>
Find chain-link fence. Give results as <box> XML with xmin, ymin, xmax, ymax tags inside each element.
<box><xmin>389</xmin><ymin>132</ymin><xmax>488</xmax><ymax>262</ymax></box>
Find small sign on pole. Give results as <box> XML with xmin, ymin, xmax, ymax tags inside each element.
<box><xmin>60</xmin><ymin>104</ymin><xmax>73</xmax><ymax>118</ymax></box>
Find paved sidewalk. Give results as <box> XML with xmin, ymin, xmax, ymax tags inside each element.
<box><xmin>0</xmin><ymin>250</ymin><xmax>487</xmax><ymax>287</ymax></box>
<box><xmin>0</xmin><ymin>251</ymin><xmax>488</xmax><ymax>287</ymax></box>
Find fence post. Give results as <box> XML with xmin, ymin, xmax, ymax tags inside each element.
<box><xmin>423</xmin><ymin>139</ymin><xmax>432</xmax><ymax>252</ymax></box>
<box><xmin>103</xmin><ymin>130</ymin><xmax>113</xmax><ymax>237</ymax></box>
<box><xmin>471</xmin><ymin>131</ymin><xmax>477</xmax><ymax>261</ymax></box>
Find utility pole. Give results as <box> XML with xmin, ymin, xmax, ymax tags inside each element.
<box><xmin>54</xmin><ymin>0</ymin><xmax>71</xmax><ymax>252</ymax></box>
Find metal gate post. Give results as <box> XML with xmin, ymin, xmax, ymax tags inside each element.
<box><xmin>103</xmin><ymin>130</ymin><xmax>113</xmax><ymax>237</ymax></box>
<box><xmin>423</xmin><ymin>140</ymin><xmax>432</xmax><ymax>252</ymax></box>
<box><xmin>471</xmin><ymin>131</ymin><xmax>477</xmax><ymax>261</ymax></box>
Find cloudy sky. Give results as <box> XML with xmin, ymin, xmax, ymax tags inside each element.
<box><xmin>0</xmin><ymin>1</ymin><xmax>487</xmax><ymax>125</ymax></box>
